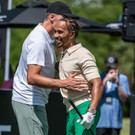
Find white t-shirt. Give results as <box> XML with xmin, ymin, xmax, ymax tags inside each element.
<box><xmin>12</xmin><ymin>24</ymin><xmax>56</xmax><ymax>106</ymax></box>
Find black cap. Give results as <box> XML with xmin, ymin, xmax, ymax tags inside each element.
<box><xmin>105</xmin><ymin>54</ymin><xmax>118</xmax><ymax>69</ymax></box>
<box><xmin>47</xmin><ymin>2</ymin><xmax>79</xmax><ymax>19</ymax></box>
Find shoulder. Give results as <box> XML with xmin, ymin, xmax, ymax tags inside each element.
<box><xmin>119</xmin><ymin>73</ymin><xmax>128</xmax><ymax>79</ymax></box>
<box><xmin>78</xmin><ymin>46</ymin><xmax>96</xmax><ymax>61</ymax></box>
<box><xmin>78</xmin><ymin>46</ymin><xmax>91</xmax><ymax>53</ymax></box>
<box><xmin>29</xmin><ymin>27</ymin><xmax>43</xmax><ymax>41</ymax></box>
<box><xmin>27</xmin><ymin>26</ymin><xmax>48</xmax><ymax>47</ymax></box>
<box><xmin>119</xmin><ymin>73</ymin><xmax>128</xmax><ymax>81</ymax></box>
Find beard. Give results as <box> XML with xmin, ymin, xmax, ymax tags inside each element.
<box><xmin>55</xmin><ymin>37</ymin><xmax>70</xmax><ymax>49</ymax></box>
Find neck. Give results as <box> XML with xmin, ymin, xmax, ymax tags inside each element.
<box><xmin>63</xmin><ymin>40</ymin><xmax>76</xmax><ymax>51</ymax></box>
<box><xmin>41</xmin><ymin>20</ymin><xmax>53</xmax><ymax>36</ymax></box>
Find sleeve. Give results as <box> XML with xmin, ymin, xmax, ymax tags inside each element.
<box><xmin>120</xmin><ymin>75</ymin><xmax>131</xmax><ymax>96</ymax></box>
<box><xmin>79</xmin><ymin>51</ymin><xmax>100</xmax><ymax>81</ymax></box>
<box><xmin>27</xmin><ymin>42</ymin><xmax>46</xmax><ymax>66</ymax></box>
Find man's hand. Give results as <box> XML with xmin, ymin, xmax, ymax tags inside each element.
<box><xmin>113</xmin><ymin>69</ymin><xmax>119</xmax><ymax>84</ymax></box>
<box><xmin>77</xmin><ymin>112</ymin><xmax>95</xmax><ymax>129</ymax></box>
<box><xmin>106</xmin><ymin>69</ymin><xmax>116</xmax><ymax>80</ymax></box>
<box><xmin>63</xmin><ymin>73</ymin><xmax>88</xmax><ymax>91</ymax></box>
<box><xmin>103</xmin><ymin>69</ymin><xmax>119</xmax><ymax>87</ymax></box>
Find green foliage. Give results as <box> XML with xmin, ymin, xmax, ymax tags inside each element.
<box><xmin>12</xmin><ymin>0</ymin><xmax>31</xmax><ymax>8</ymax></box>
<box><xmin>0</xmin><ymin>0</ymin><xmax>134</xmax><ymax>116</ymax></box>
<box><xmin>102</xmin><ymin>0</ymin><xmax>123</xmax><ymax>5</ymax></box>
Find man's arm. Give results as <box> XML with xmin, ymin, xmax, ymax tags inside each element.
<box><xmin>112</xmin><ymin>70</ymin><xmax>129</xmax><ymax>103</ymax></box>
<box><xmin>117</xmin><ymin>84</ymin><xmax>129</xmax><ymax>102</ymax></box>
<box><xmin>27</xmin><ymin>64</ymin><xmax>87</xmax><ymax>91</ymax></box>
<box><xmin>77</xmin><ymin>77</ymin><xmax>103</xmax><ymax>129</ymax></box>
<box><xmin>88</xmin><ymin>77</ymin><xmax>103</xmax><ymax>110</ymax></box>
<box><xmin>102</xmin><ymin>69</ymin><xmax>116</xmax><ymax>88</ymax></box>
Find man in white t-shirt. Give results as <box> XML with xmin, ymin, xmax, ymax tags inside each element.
<box><xmin>12</xmin><ymin>2</ymin><xmax>87</xmax><ymax>135</ymax></box>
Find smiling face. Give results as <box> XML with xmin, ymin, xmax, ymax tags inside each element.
<box><xmin>54</xmin><ymin>20</ymin><xmax>75</xmax><ymax>50</ymax></box>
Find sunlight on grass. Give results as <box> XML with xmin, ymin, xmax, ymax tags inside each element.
<box><xmin>121</xmin><ymin>118</ymin><xmax>130</xmax><ymax>135</ymax></box>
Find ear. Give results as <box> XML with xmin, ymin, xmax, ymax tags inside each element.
<box><xmin>49</xmin><ymin>13</ymin><xmax>55</xmax><ymax>24</ymax></box>
<box><xmin>70</xmin><ymin>31</ymin><xmax>76</xmax><ymax>39</ymax></box>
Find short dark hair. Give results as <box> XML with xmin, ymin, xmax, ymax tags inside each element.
<box><xmin>60</xmin><ymin>18</ymin><xmax>82</xmax><ymax>37</ymax></box>
<box><xmin>45</xmin><ymin>13</ymin><xmax>50</xmax><ymax>20</ymax></box>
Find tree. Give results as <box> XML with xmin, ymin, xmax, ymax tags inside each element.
<box><xmin>0</xmin><ymin>0</ymin><xmax>134</xmax><ymax>97</ymax></box>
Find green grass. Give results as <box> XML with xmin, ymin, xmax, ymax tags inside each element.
<box><xmin>120</xmin><ymin>118</ymin><xmax>130</xmax><ymax>135</ymax></box>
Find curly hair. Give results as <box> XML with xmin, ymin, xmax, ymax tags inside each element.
<box><xmin>60</xmin><ymin>18</ymin><xmax>82</xmax><ymax>37</ymax></box>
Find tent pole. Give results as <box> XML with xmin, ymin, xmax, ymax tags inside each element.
<box><xmin>4</xmin><ymin>0</ymin><xmax>12</xmax><ymax>80</ymax></box>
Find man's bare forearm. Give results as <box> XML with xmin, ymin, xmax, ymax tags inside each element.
<box><xmin>27</xmin><ymin>64</ymin><xmax>87</xmax><ymax>91</ymax></box>
<box><xmin>27</xmin><ymin>72</ymin><xmax>87</xmax><ymax>91</ymax></box>
<box><xmin>117</xmin><ymin>84</ymin><xmax>129</xmax><ymax>102</ymax></box>
<box><xmin>89</xmin><ymin>78</ymin><xmax>103</xmax><ymax>110</ymax></box>
<box><xmin>27</xmin><ymin>73</ymin><xmax>64</xmax><ymax>88</ymax></box>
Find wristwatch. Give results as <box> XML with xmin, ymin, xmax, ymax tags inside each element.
<box><xmin>87</xmin><ymin>108</ymin><xmax>96</xmax><ymax>115</ymax></box>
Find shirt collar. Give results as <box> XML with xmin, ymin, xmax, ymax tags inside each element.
<box><xmin>38</xmin><ymin>23</ymin><xmax>55</xmax><ymax>45</ymax></box>
<box><xmin>66</xmin><ymin>43</ymin><xmax>82</xmax><ymax>55</ymax></box>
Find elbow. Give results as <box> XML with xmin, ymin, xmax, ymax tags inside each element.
<box><xmin>125</xmin><ymin>94</ymin><xmax>129</xmax><ymax>99</ymax></box>
<box><xmin>120</xmin><ymin>94</ymin><xmax>129</xmax><ymax>103</ymax></box>
<box><xmin>122</xmin><ymin>95</ymin><xmax>129</xmax><ymax>103</ymax></box>
<box><xmin>121</xmin><ymin>97</ymin><xmax>127</xmax><ymax>103</ymax></box>
<box><xmin>27</xmin><ymin>74</ymin><xmax>35</xmax><ymax>85</ymax></box>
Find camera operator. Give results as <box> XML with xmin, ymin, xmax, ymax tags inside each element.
<box><xmin>96</xmin><ymin>54</ymin><xmax>131</xmax><ymax>135</ymax></box>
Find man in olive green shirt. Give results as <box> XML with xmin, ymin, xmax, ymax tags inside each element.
<box><xmin>54</xmin><ymin>18</ymin><xmax>103</xmax><ymax>135</ymax></box>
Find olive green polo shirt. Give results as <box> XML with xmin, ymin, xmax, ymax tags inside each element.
<box><xmin>59</xmin><ymin>43</ymin><xmax>100</xmax><ymax>112</ymax></box>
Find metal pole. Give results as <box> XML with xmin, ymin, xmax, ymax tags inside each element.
<box><xmin>4</xmin><ymin>0</ymin><xmax>12</xmax><ymax>80</ymax></box>
<box><xmin>133</xmin><ymin>44</ymin><xmax>135</xmax><ymax>95</ymax></box>
<box><xmin>0</xmin><ymin>3</ymin><xmax>1</xmax><ymax>12</ymax></box>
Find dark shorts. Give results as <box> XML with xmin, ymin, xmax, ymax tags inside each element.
<box><xmin>96</xmin><ymin>128</ymin><xmax>120</xmax><ymax>135</ymax></box>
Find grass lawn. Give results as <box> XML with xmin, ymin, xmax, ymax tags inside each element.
<box><xmin>120</xmin><ymin>117</ymin><xmax>130</xmax><ymax>135</ymax></box>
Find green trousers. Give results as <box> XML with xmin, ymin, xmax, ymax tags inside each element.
<box><xmin>66</xmin><ymin>101</ymin><xmax>100</xmax><ymax>135</ymax></box>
